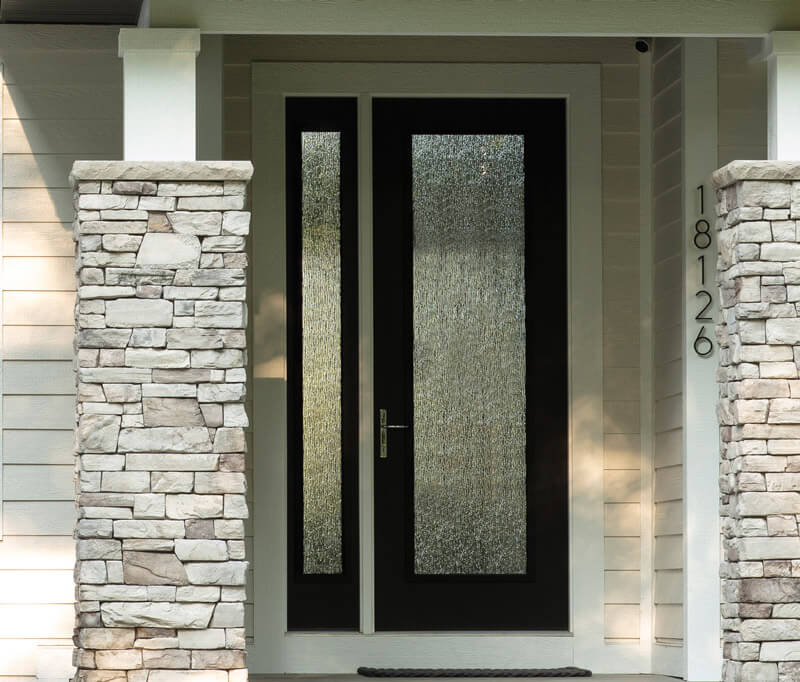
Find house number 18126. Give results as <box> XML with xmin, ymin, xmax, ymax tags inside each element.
<box><xmin>693</xmin><ymin>185</ymin><xmax>713</xmax><ymax>357</ymax></box>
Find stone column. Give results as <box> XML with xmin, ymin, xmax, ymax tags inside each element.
<box><xmin>715</xmin><ymin>161</ymin><xmax>800</xmax><ymax>682</ymax></box>
<box><xmin>71</xmin><ymin>161</ymin><xmax>253</xmax><ymax>682</ymax></box>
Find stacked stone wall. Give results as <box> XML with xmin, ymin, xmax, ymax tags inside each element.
<box><xmin>715</xmin><ymin>162</ymin><xmax>800</xmax><ymax>682</ymax></box>
<box><xmin>71</xmin><ymin>161</ymin><xmax>253</xmax><ymax>682</ymax></box>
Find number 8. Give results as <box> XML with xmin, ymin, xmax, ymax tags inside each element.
<box><xmin>694</xmin><ymin>219</ymin><xmax>711</xmax><ymax>249</ymax></box>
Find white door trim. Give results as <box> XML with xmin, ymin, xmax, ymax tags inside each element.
<box><xmin>250</xmin><ymin>62</ymin><xmax>610</xmax><ymax>674</ymax></box>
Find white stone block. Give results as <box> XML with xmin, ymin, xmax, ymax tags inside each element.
<box><xmin>177</xmin><ymin>627</ymin><xmax>226</xmax><ymax>649</ymax></box>
<box><xmin>112</xmin><ymin>519</ymin><xmax>185</xmax><ymax>538</ymax></box>
<box><xmin>194</xmin><ymin>302</ymin><xmax>246</xmax><ymax>329</ymax></box>
<box><xmin>759</xmin><ymin>641</ymin><xmax>800</xmax><ymax>661</ymax></box>
<box><xmin>222</xmin><ymin>211</ymin><xmax>250</xmax><ymax>235</ymax></box>
<box><xmin>102</xmin><ymin>471</ymin><xmax>150</xmax><ymax>493</ymax></box>
<box><xmin>210</xmin><ymin>601</ymin><xmax>244</xmax><ymax>627</ymax></box>
<box><xmin>142</xmin><ymin>383</ymin><xmax>197</xmax><ymax>398</ymax></box>
<box><xmin>736</xmin><ymin>536</ymin><xmax>800</xmax><ymax>559</ymax></box>
<box><xmin>106</xmin><ymin>299</ymin><xmax>173</xmax><ymax>328</ymax></box>
<box><xmin>148</xmin><ymin>671</ymin><xmax>227</xmax><ymax>682</ymax></box>
<box><xmin>138</xmin><ymin>196</ymin><xmax>176</xmax><ymax>211</ymax></box>
<box><xmin>100</xmin><ymin>602</ymin><xmax>214</xmax><ymax>628</ymax></box>
<box><xmin>177</xmin><ymin>195</ymin><xmax>244</xmax><ymax>210</ymax></box>
<box><xmin>158</xmin><ymin>182</ymin><xmax>224</xmax><ymax>197</ymax></box>
<box><xmin>214</xmin><ymin>520</ymin><xmax>244</xmax><ymax>539</ymax></box>
<box><xmin>78</xmin><ymin>414</ymin><xmax>121</xmax><ymax>453</ymax></box>
<box><xmin>79</xmin><ymin>560</ymin><xmax>107</xmax><ymax>584</ymax></box>
<box><xmin>176</xmin><ymin>586</ymin><xmax>221</xmax><ymax>602</ymax></box>
<box><xmin>223</xmin><ymin>494</ymin><xmax>248</xmax><ymax>519</ymax></box>
<box><xmin>185</xmin><ymin>561</ymin><xmax>247</xmax><ymax>585</ymax></box>
<box><xmin>133</xmin><ymin>493</ymin><xmax>166</xmax><ymax>519</ymax></box>
<box><xmin>168</xmin><ymin>211</ymin><xmax>222</xmax><ymax>235</ymax></box>
<box><xmin>202</xmin><ymin>236</ymin><xmax>245</xmax><ymax>252</ymax></box>
<box><xmin>175</xmin><ymin>539</ymin><xmax>228</xmax><ymax>561</ymax></box>
<box><xmin>118</xmin><ymin>426</ymin><xmax>212</xmax><ymax>453</ymax></box>
<box><xmin>125</xmin><ymin>349</ymin><xmax>190</xmax><ymax>369</ymax></box>
<box><xmin>79</xmin><ymin>194</ymin><xmax>139</xmax><ymax>210</ymax></box>
<box><xmin>166</xmin><ymin>494</ymin><xmax>223</xmax><ymax>519</ymax></box>
<box><xmin>152</xmin><ymin>471</ymin><xmax>195</xmax><ymax>492</ymax></box>
<box><xmin>127</xmin><ymin>453</ymin><xmax>218</xmax><ymax>471</ymax></box>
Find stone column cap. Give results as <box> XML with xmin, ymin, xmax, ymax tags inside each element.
<box><xmin>712</xmin><ymin>160</ymin><xmax>800</xmax><ymax>189</ymax></box>
<box><xmin>70</xmin><ymin>161</ymin><xmax>254</xmax><ymax>185</ymax></box>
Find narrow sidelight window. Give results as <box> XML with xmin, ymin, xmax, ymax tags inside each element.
<box><xmin>286</xmin><ymin>98</ymin><xmax>358</xmax><ymax>629</ymax></box>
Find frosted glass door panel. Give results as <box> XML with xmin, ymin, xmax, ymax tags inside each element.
<box><xmin>301</xmin><ymin>131</ymin><xmax>343</xmax><ymax>575</ymax></box>
<box><xmin>411</xmin><ymin>134</ymin><xmax>527</xmax><ymax>576</ymax></box>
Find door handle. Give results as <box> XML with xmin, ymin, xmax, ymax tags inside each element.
<box><xmin>379</xmin><ymin>408</ymin><xmax>408</xmax><ymax>459</ymax></box>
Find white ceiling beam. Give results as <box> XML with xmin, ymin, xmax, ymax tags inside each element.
<box><xmin>150</xmin><ymin>0</ymin><xmax>800</xmax><ymax>37</ymax></box>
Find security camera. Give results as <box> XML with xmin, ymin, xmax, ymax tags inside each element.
<box><xmin>635</xmin><ymin>39</ymin><xmax>651</xmax><ymax>54</ymax></box>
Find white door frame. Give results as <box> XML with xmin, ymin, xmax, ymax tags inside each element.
<box><xmin>250</xmin><ymin>62</ymin><xmax>613</xmax><ymax>674</ymax></box>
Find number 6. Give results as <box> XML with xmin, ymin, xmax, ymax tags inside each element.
<box><xmin>694</xmin><ymin>326</ymin><xmax>713</xmax><ymax>357</ymax></box>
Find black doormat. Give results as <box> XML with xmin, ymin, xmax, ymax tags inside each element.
<box><xmin>357</xmin><ymin>667</ymin><xmax>592</xmax><ymax>678</ymax></box>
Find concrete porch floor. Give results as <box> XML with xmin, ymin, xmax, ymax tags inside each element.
<box><xmin>250</xmin><ymin>675</ymin><xmax>679</xmax><ymax>682</ymax></box>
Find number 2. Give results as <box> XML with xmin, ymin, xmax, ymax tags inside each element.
<box><xmin>696</xmin><ymin>290</ymin><xmax>712</xmax><ymax>321</ymax></box>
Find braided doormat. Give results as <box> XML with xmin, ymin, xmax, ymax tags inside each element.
<box><xmin>357</xmin><ymin>667</ymin><xmax>592</xmax><ymax>678</ymax></box>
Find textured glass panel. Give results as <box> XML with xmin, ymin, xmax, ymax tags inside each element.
<box><xmin>412</xmin><ymin>134</ymin><xmax>527</xmax><ymax>575</ymax></box>
<box><xmin>301</xmin><ymin>131</ymin><xmax>343</xmax><ymax>575</ymax></box>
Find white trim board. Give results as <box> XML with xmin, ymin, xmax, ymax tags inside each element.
<box><xmin>638</xmin><ymin>44</ymin><xmax>654</xmax><ymax>672</ymax></box>
<box><xmin>681</xmin><ymin>38</ymin><xmax>722</xmax><ymax>682</ymax></box>
<box><xmin>250</xmin><ymin>62</ymin><xmax>617</xmax><ymax>674</ymax></box>
<box><xmin>151</xmin><ymin>0</ymin><xmax>800</xmax><ymax>36</ymax></box>
<box><xmin>0</xmin><ymin>61</ymin><xmax>5</xmax><ymax>542</ymax></box>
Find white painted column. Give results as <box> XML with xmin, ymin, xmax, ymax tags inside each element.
<box><xmin>764</xmin><ymin>31</ymin><xmax>800</xmax><ymax>160</ymax></box>
<box><xmin>681</xmin><ymin>38</ymin><xmax>722</xmax><ymax>682</ymax></box>
<box><xmin>118</xmin><ymin>28</ymin><xmax>201</xmax><ymax>161</ymax></box>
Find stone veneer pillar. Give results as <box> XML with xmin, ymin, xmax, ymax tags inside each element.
<box><xmin>71</xmin><ymin>161</ymin><xmax>253</xmax><ymax>682</ymax></box>
<box><xmin>715</xmin><ymin>161</ymin><xmax>800</xmax><ymax>682</ymax></box>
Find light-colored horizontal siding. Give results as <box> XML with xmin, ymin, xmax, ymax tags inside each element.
<box><xmin>0</xmin><ymin>25</ymin><xmax>122</xmax><ymax>679</ymax></box>
<box><xmin>651</xmin><ymin>37</ymin><xmax>684</xmax><ymax>646</ymax></box>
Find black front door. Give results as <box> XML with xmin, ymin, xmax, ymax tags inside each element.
<box><xmin>372</xmin><ymin>98</ymin><xmax>569</xmax><ymax>631</ymax></box>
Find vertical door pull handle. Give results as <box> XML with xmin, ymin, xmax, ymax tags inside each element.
<box><xmin>379</xmin><ymin>408</ymin><xmax>409</xmax><ymax>459</ymax></box>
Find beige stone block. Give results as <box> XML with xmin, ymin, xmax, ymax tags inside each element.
<box><xmin>191</xmin><ymin>649</ymin><xmax>246</xmax><ymax>669</ymax></box>
<box><xmin>143</xmin><ymin>397</ymin><xmax>204</xmax><ymax>427</ymax></box>
<box><xmin>142</xmin><ymin>648</ymin><xmax>191</xmax><ymax>668</ymax></box>
<box><xmin>133</xmin><ymin>636</ymin><xmax>180</xmax><ymax>649</ymax></box>
<box><xmin>78</xmin><ymin>627</ymin><xmax>136</xmax><ymax>650</ymax></box>
<box><xmin>95</xmin><ymin>649</ymin><xmax>142</xmax><ymax>670</ymax></box>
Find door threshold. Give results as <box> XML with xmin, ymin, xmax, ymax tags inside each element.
<box><xmin>250</xmin><ymin>674</ymin><xmax>678</xmax><ymax>682</ymax></box>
